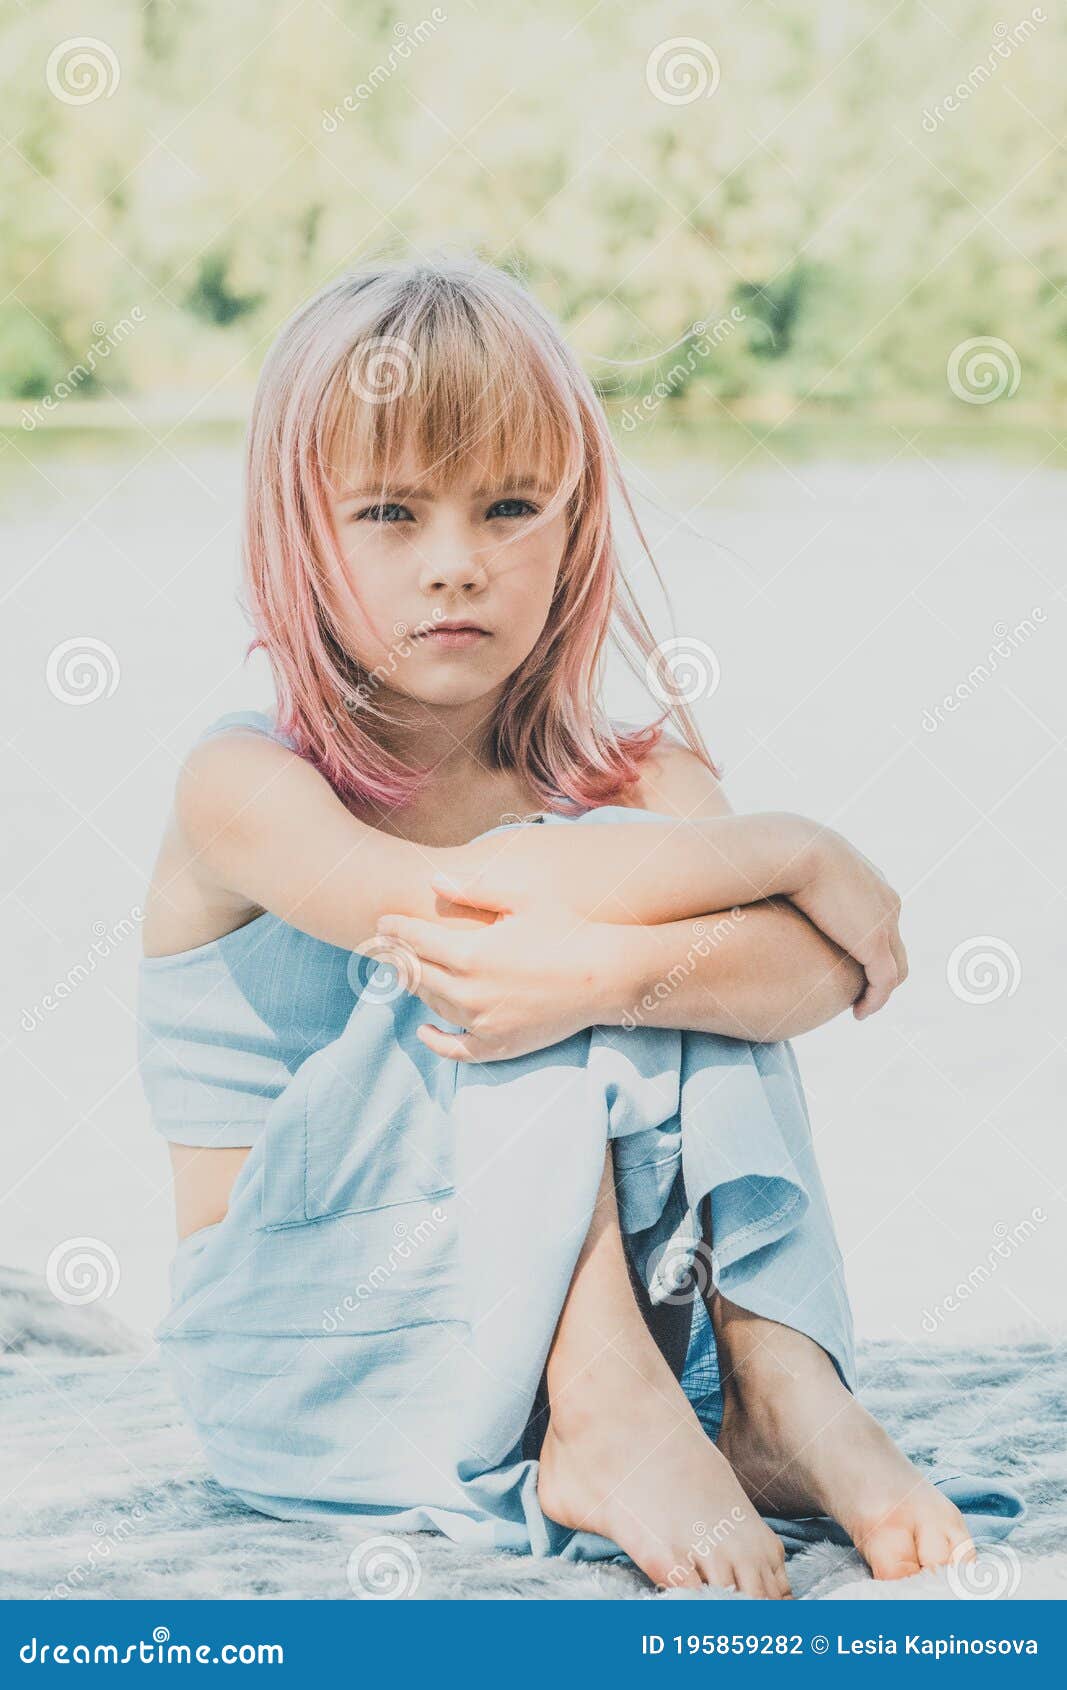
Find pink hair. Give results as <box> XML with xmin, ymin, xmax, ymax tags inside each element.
<box><xmin>240</xmin><ymin>252</ymin><xmax>720</xmax><ymax>814</ymax></box>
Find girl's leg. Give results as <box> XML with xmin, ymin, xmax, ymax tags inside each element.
<box><xmin>536</xmin><ymin>1147</ymin><xmax>791</xmax><ymax>1598</ymax></box>
<box><xmin>707</xmin><ymin>1286</ymin><xmax>976</xmax><ymax>1579</ymax></box>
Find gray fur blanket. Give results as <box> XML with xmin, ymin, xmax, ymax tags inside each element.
<box><xmin>0</xmin><ymin>1269</ymin><xmax>1061</xmax><ymax>1601</ymax></box>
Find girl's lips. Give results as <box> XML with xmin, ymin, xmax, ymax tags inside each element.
<box><xmin>417</xmin><ymin>628</ymin><xmax>490</xmax><ymax>650</ymax></box>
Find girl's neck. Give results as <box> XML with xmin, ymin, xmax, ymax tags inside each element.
<box><xmin>369</xmin><ymin>690</ymin><xmax>500</xmax><ymax>777</ymax></box>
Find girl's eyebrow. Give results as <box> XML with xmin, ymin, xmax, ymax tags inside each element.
<box><xmin>340</xmin><ymin>475</ymin><xmax>550</xmax><ymax>501</ymax></box>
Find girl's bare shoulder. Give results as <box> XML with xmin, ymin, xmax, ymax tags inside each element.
<box><xmin>607</xmin><ymin>721</ymin><xmax>730</xmax><ymax>820</ymax></box>
<box><xmin>141</xmin><ymin>727</ymin><xmax>306</xmax><ymax>959</ymax></box>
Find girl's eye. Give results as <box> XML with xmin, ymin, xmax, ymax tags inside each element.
<box><xmin>355</xmin><ymin>503</ymin><xmax>413</xmax><ymax>524</ymax></box>
<box><xmin>487</xmin><ymin>498</ymin><xmax>537</xmax><ymax>520</ymax></box>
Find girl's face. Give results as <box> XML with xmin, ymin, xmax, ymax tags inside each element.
<box><xmin>326</xmin><ymin>447</ymin><xmax>570</xmax><ymax>710</ymax></box>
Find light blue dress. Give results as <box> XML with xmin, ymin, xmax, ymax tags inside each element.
<box><xmin>143</xmin><ymin>710</ymin><xmax>1022</xmax><ymax>1562</ymax></box>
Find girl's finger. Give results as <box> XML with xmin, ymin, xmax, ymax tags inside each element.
<box><xmin>376</xmin><ymin>914</ymin><xmax>470</xmax><ymax>971</ymax></box>
<box><xmin>416</xmin><ymin>1023</ymin><xmax>479</xmax><ymax>1063</ymax></box>
<box><xmin>429</xmin><ymin>871</ymin><xmax>514</xmax><ymax>917</ymax></box>
<box><xmin>854</xmin><ymin>939</ymin><xmax>896</xmax><ymax>1018</ymax></box>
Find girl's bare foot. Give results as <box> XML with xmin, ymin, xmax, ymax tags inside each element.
<box><xmin>537</xmin><ymin>1346</ymin><xmax>792</xmax><ymax>1597</ymax></box>
<box><xmin>712</xmin><ymin>1295</ymin><xmax>975</xmax><ymax>1582</ymax></box>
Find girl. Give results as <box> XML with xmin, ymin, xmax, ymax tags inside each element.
<box><xmin>140</xmin><ymin>255</ymin><xmax>974</xmax><ymax>1598</ymax></box>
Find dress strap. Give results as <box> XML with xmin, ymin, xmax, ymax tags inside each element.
<box><xmin>190</xmin><ymin>708</ymin><xmax>297</xmax><ymax>753</ymax></box>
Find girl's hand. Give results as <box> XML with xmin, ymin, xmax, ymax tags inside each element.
<box><xmin>788</xmin><ymin>827</ymin><xmax>908</xmax><ymax>1019</ymax></box>
<box><xmin>374</xmin><ymin>881</ymin><xmax>626</xmax><ymax>1063</ymax></box>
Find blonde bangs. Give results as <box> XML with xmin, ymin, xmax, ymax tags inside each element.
<box><xmin>319</xmin><ymin>273</ymin><xmax>583</xmax><ymax>522</ymax></box>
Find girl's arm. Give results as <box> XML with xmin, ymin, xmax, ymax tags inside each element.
<box><xmin>173</xmin><ymin>729</ymin><xmax>822</xmax><ymax>950</ymax></box>
<box><xmin>593</xmin><ymin>740</ymin><xmax>868</xmax><ymax>1039</ymax></box>
<box><xmin>603</xmin><ymin>899</ymin><xmax>865</xmax><ymax>1043</ymax></box>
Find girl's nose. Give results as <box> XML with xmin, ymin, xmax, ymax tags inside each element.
<box><xmin>419</xmin><ymin>541</ymin><xmax>488</xmax><ymax>594</ymax></box>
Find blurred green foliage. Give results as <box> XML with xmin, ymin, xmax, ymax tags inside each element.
<box><xmin>3</xmin><ymin>0</ymin><xmax>1064</xmax><ymax>413</ymax></box>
